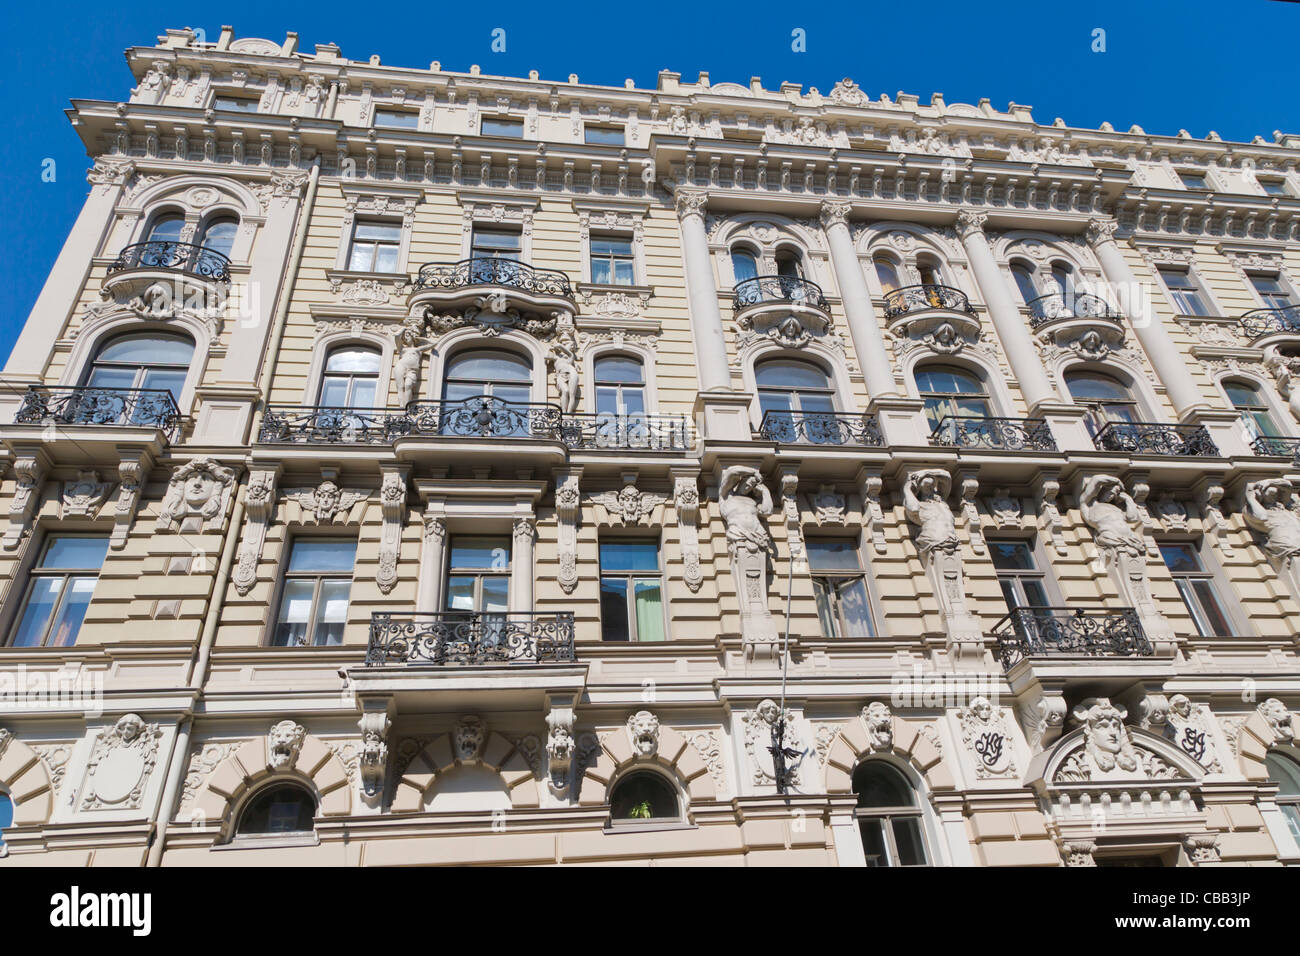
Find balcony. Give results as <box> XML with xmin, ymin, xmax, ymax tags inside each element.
<box><xmin>1238</xmin><ymin>303</ymin><xmax>1300</xmax><ymax>342</ymax></box>
<box><xmin>14</xmin><ymin>386</ymin><xmax>182</xmax><ymax>440</ymax></box>
<box><xmin>991</xmin><ymin>607</ymin><xmax>1153</xmax><ymax>670</ymax></box>
<box><xmin>1251</xmin><ymin>435</ymin><xmax>1300</xmax><ymax>465</ymax></box>
<box><xmin>1026</xmin><ymin>292</ymin><xmax>1120</xmax><ymax>329</ymax></box>
<box><xmin>259</xmin><ymin>402</ymin><xmax>692</xmax><ymax>452</ymax></box>
<box><xmin>732</xmin><ymin>275</ymin><xmax>828</xmax><ymax>314</ymax></box>
<box><xmin>882</xmin><ymin>284</ymin><xmax>973</xmax><ymax>320</ymax></box>
<box><xmin>758</xmin><ymin>410</ymin><xmax>884</xmax><ymax>446</ymax></box>
<box><xmin>107</xmin><ymin>240</ymin><xmax>232</xmax><ymax>282</ymax></box>
<box><xmin>412</xmin><ymin>257</ymin><xmax>573</xmax><ymax>298</ymax></box>
<box><xmin>366</xmin><ymin>612</ymin><xmax>576</xmax><ymax>666</ymax></box>
<box><xmin>1091</xmin><ymin>421</ymin><xmax>1219</xmax><ymax>457</ymax></box>
<box><xmin>929</xmin><ymin>416</ymin><xmax>1057</xmax><ymax>451</ymax></box>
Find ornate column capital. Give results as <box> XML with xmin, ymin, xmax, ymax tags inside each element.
<box><xmin>819</xmin><ymin>200</ymin><xmax>852</xmax><ymax>229</ymax></box>
<box><xmin>86</xmin><ymin>158</ymin><xmax>136</xmax><ymax>188</ymax></box>
<box><xmin>1085</xmin><ymin>217</ymin><xmax>1119</xmax><ymax>248</ymax></box>
<box><xmin>954</xmin><ymin>210</ymin><xmax>988</xmax><ymax>240</ymax></box>
<box><xmin>674</xmin><ymin>187</ymin><xmax>709</xmax><ymax>223</ymax></box>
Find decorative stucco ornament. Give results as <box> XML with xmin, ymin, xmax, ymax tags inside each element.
<box><xmin>80</xmin><ymin>714</ymin><xmax>163</xmax><ymax>810</ymax></box>
<box><xmin>959</xmin><ymin>697</ymin><xmax>1016</xmax><ymax>778</ymax></box>
<box><xmin>61</xmin><ymin>470</ymin><xmax>112</xmax><ymax>519</ymax></box>
<box><xmin>157</xmin><ymin>457</ymin><xmax>238</xmax><ymax>533</ymax></box>
<box><xmin>1053</xmin><ymin>698</ymin><xmax>1180</xmax><ymax>783</ymax></box>
<box><xmin>627</xmin><ymin>710</ymin><xmax>661</xmax><ymax>758</ymax></box>
<box><xmin>1258</xmin><ymin>698</ymin><xmax>1295</xmax><ymax>744</ymax></box>
<box><xmin>860</xmin><ymin>702</ymin><xmax>894</xmax><ymax>753</ymax></box>
<box><xmin>454</xmin><ymin>716</ymin><xmax>485</xmax><ymax>761</ymax></box>
<box><xmin>719</xmin><ymin>466</ymin><xmax>778</xmax><ymax>652</ymax></box>
<box><xmin>267</xmin><ymin>720</ymin><xmax>307</xmax><ymax>772</ymax></box>
<box><xmin>1164</xmin><ymin>695</ymin><xmax>1222</xmax><ymax>772</ymax></box>
<box><xmin>743</xmin><ymin>699</ymin><xmax>804</xmax><ymax>787</ymax></box>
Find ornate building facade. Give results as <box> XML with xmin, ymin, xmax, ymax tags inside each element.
<box><xmin>0</xmin><ymin>27</ymin><xmax>1299</xmax><ymax>866</ymax></box>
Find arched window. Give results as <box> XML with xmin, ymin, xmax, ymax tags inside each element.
<box><xmin>0</xmin><ymin>790</ymin><xmax>11</xmax><ymax>851</ymax></box>
<box><xmin>915</xmin><ymin>256</ymin><xmax>943</xmax><ymax>287</ymax></box>
<box><xmin>1050</xmin><ymin>262</ymin><xmax>1075</xmax><ymax>298</ymax></box>
<box><xmin>594</xmin><ymin>355</ymin><xmax>645</xmax><ymax>417</ymax></box>
<box><xmin>1065</xmin><ymin>370</ymin><xmax>1139</xmax><ymax>426</ymax></box>
<box><xmin>730</xmin><ymin>247</ymin><xmax>759</xmax><ymax>283</ymax></box>
<box><xmin>235</xmin><ymin>783</ymin><xmax>316</xmax><ymax>837</ymax></box>
<box><xmin>609</xmin><ymin>771</ymin><xmax>680</xmax><ymax>823</ymax></box>
<box><xmin>318</xmin><ymin>346</ymin><xmax>381</xmax><ymax>409</ymax></box>
<box><xmin>874</xmin><ymin>256</ymin><xmax>902</xmax><ymax>294</ymax></box>
<box><xmin>1266</xmin><ymin>752</ymin><xmax>1300</xmax><ymax>844</ymax></box>
<box><xmin>915</xmin><ymin>365</ymin><xmax>991</xmax><ymax>431</ymax></box>
<box><xmin>198</xmin><ymin>216</ymin><xmax>239</xmax><ymax>258</ymax></box>
<box><xmin>83</xmin><ymin>332</ymin><xmax>194</xmax><ymax>423</ymax></box>
<box><xmin>1010</xmin><ymin>262</ymin><xmax>1038</xmax><ymax>304</ymax></box>
<box><xmin>1224</xmin><ymin>379</ymin><xmax>1282</xmax><ymax>440</ymax></box>
<box><xmin>441</xmin><ymin>349</ymin><xmax>534</xmax><ymax>436</ymax></box>
<box><xmin>774</xmin><ymin>247</ymin><xmax>803</xmax><ymax>279</ymax></box>
<box><xmin>852</xmin><ymin>761</ymin><xmax>930</xmax><ymax>867</ymax></box>
<box><xmin>145</xmin><ymin>213</ymin><xmax>185</xmax><ymax>243</ymax></box>
<box><xmin>756</xmin><ymin>359</ymin><xmax>835</xmax><ymax>417</ymax></box>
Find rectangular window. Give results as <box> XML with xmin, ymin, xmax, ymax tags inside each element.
<box><xmin>272</xmin><ymin>539</ymin><xmax>357</xmax><ymax>647</ymax></box>
<box><xmin>1258</xmin><ymin>178</ymin><xmax>1290</xmax><ymax>197</ymax></box>
<box><xmin>584</xmin><ymin>125</ymin><xmax>625</xmax><ymax>146</ymax></box>
<box><xmin>807</xmin><ymin>538</ymin><xmax>877</xmax><ymax>638</ymax></box>
<box><xmin>989</xmin><ymin>539</ymin><xmax>1053</xmax><ymax>612</ymax></box>
<box><xmin>1249</xmin><ymin>274</ymin><xmax>1295</xmax><ymax>310</ymax></box>
<box><xmin>481</xmin><ymin>116</ymin><xmax>524</xmax><ymax>138</ymax></box>
<box><xmin>599</xmin><ymin>541</ymin><xmax>665</xmax><ymax>642</ymax></box>
<box><xmin>589</xmin><ymin>236</ymin><xmax>635</xmax><ymax>286</ymax></box>
<box><xmin>8</xmin><ymin>536</ymin><xmax>109</xmax><ymax>648</ymax></box>
<box><xmin>1157</xmin><ymin>267</ymin><xmax>1212</xmax><ymax>316</ymax></box>
<box><xmin>374</xmin><ymin>108</ymin><xmax>419</xmax><ymax>129</ymax></box>
<box><xmin>446</xmin><ymin>536</ymin><xmax>511</xmax><ymax>619</ymax></box>
<box><xmin>1177</xmin><ymin>171</ymin><xmax>1209</xmax><ymax>191</ymax></box>
<box><xmin>1159</xmin><ymin>542</ymin><xmax>1235</xmax><ymax>637</ymax></box>
<box><xmin>347</xmin><ymin>220</ymin><xmax>402</xmax><ymax>272</ymax></box>
<box><xmin>470</xmin><ymin>227</ymin><xmax>522</xmax><ymax>260</ymax></box>
<box><xmin>212</xmin><ymin>94</ymin><xmax>261</xmax><ymax>113</ymax></box>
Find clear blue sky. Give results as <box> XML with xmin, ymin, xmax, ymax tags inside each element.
<box><xmin>2</xmin><ymin>0</ymin><xmax>1297</xmax><ymax>365</ymax></box>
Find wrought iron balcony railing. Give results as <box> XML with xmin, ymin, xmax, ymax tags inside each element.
<box><xmin>107</xmin><ymin>241</ymin><xmax>232</xmax><ymax>282</ymax></box>
<box><xmin>758</xmin><ymin>410</ymin><xmax>884</xmax><ymax>446</ymax></box>
<box><xmin>882</xmin><ymin>284</ymin><xmax>974</xmax><ymax>319</ymax></box>
<box><xmin>732</xmin><ymin>275</ymin><xmax>828</xmax><ymax>313</ymax></box>
<box><xmin>561</xmin><ymin>413</ymin><xmax>693</xmax><ymax>451</ymax></box>
<box><xmin>412</xmin><ymin>257</ymin><xmax>573</xmax><ymax>297</ymax></box>
<box><xmin>366</xmin><ymin>611</ymin><xmax>577</xmax><ymax>666</ymax></box>
<box><xmin>14</xmin><ymin>386</ymin><xmax>182</xmax><ymax>439</ymax></box>
<box><xmin>990</xmin><ymin>607</ymin><xmax>1153</xmax><ymax>669</ymax></box>
<box><xmin>403</xmin><ymin>397</ymin><xmax>565</xmax><ymax>439</ymax></box>
<box><xmin>1026</xmin><ymin>291</ymin><xmax>1118</xmax><ymax>327</ymax></box>
<box><xmin>1238</xmin><ymin>303</ymin><xmax>1300</xmax><ymax>340</ymax></box>
<box><xmin>259</xmin><ymin>405</ymin><xmax>404</xmax><ymax>444</ymax></box>
<box><xmin>929</xmin><ymin>416</ymin><xmax>1057</xmax><ymax>451</ymax></box>
<box><xmin>1091</xmin><ymin>421</ymin><xmax>1219</xmax><ymax>457</ymax></box>
<box><xmin>1251</xmin><ymin>435</ymin><xmax>1300</xmax><ymax>464</ymax></box>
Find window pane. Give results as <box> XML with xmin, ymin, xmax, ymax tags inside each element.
<box><xmin>633</xmin><ymin>580</ymin><xmax>665</xmax><ymax>642</ymax></box>
<box><xmin>41</xmin><ymin>537</ymin><xmax>110</xmax><ymax>570</ymax></box>
<box><xmin>288</xmin><ymin>540</ymin><xmax>357</xmax><ymax>573</ymax></box>
<box><xmin>326</xmin><ymin>348</ymin><xmax>382</xmax><ymax>374</ymax></box>
<box><xmin>446</xmin><ymin>577</ymin><xmax>476</xmax><ymax>612</ymax></box>
<box><xmin>591</xmin><ymin>238</ymin><xmax>632</xmax><ymax>257</ymax></box>
<box><xmin>1266</xmin><ymin>753</ymin><xmax>1300</xmax><ymax>796</ymax></box>
<box><xmin>1065</xmin><ymin>372</ymin><xmax>1132</xmax><ymax>403</ymax></box>
<box><xmin>349</xmin><ymin>379</ymin><xmax>378</xmax><ymax>410</ymax></box>
<box><xmin>600</xmin><ymin>579</ymin><xmax>631</xmax><ymax>642</ymax></box>
<box><xmin>854</xmin><ymin>763</ymin><xmax>915</xmax><ymax>807</ymax></box>
<box><xmin>373</xmin><ymin>244</ymin><xmax>399</xmax><ymax>273</ymax></box>
<box><xmin>1020</xmin><ymin>579</ymin><xmax>1051</xmax><ymax>608</ymax></box>
<box><xmin>273</xmin><ymin>580</ymin><xmax>315</xmax><ymax>646</ymax></box>
<box><xmin>813</xmin><ymin>578</ymin><xmax>839</xmax><ymax>638</ymax></box>
<box><xmin>147</xmin><ymin>216</ymin><xmax>186</xmax><ymax>242</ymax></box>
<box><xmin>213</xmin><ymin>95</ymin><xmax>260</xmax><ymax>113</ymax></box>
<box><xmin>874</xmin><ymin>259</ymin><xmax>901</xmax><ymax>292</ymax></box>
<box><xmin>201</xmin><ymin>219</ymin><xmax>238</xmax><ymax>257</ymax></box>
<box><xmin>480</xmin><ymin>577</ymin><xmax>509</xmax><ymax>615</ymax></box>
<box><xmin>481</xmin><ymin>117</ymin><xmax>523</xmax><ymax>137</ymax></box>
<box><xmin>319</xmin><ymin>377</ymin><xmax>350</xmax><ymax>407</ymax></box>
<box><xmin>86</xmin><ymin>367</ymin><xmax>137</xmax><ymax>391</ymax></box>
<box><xmin>347</xmin><ymin>242</ymin><xmax>375</xmax><ymax>271</ymax></box>
<box><xmin>612</xmin><ymin>260</ymin><xmax>635</xmax><ymax>285</ymax></box>
<box><xmin>47</xmin><ymin>577</ymin><xmax>96</xmax><ymax>648</ymax></box>
<box><xmin>836</xmin><ymin>579</ymin><xmax>876</xmax><ymax>637</ymax></box>
<box><xmin>1189</xmin><ymin>579</ymin><xmax>1234</xmax><ymax>636</ymax></box>
<box><xmin>584</xmin><ymin>126</ymin><xmax>625</xmax><ymax>146</ymax></box>
<box><xmin>449</xmin><ymin>537</ymin><xmax>511</xmax><ymax>571</ymax></box>
<box><xmin>447</xmin><ymin>351</ymin><xmax>531</xmax><ymax>381</ymax></box>
<box><xmin>891</xmin><ymin>817</ymin><xmax>928</xmax><ymax>866</ymax></box>
<box><xmin>595</xmin><ymin>356</ymin><xmax>644</xmax><ymax>384</ymax></box>
<box><xmin>353</xmin><ymin>222</ymin><xmax>402</xmax><ymax>242</ymax></box>
<box><xmin>312</xmin><ymin>580</ymin><xmax>351</xmax><ymax>646</ymax></box>
<box><xmin>1158</xmin><ymin>544</ymin><xmax>1201</xmax><ymax>574</ymax></box>
<box><xmin>1011</xmin><ymin>265</ymin><xmax>1038</xmax><ymax>303</ymax></box>
<box><xmin>731</xmin><ymin>251</ymin><xmax>759</xmax><ymax>282</ymax></box>
<box><xmin>756</xmin><ymin>361</ymin><xmax>829</xmax><ymax>389</ymax></box>
<box><xmin>989</xmin><ymin>541</ymin><xmax>1036</xmax><ymax>572</ymax></box>
<box><xmin>96</xmin><ymin>334</ymin><xmax>194</xmax><ymax>366</ymax></box>
<box><xmin>806</xmin><ymin>539</ymin><xmax>862</xmax><ymax>572</ymax></box>
<box><xmin>600</xmin><ymin>541</ymin><xmax>660</xmax><ymax>572</ymax></box>
<box><xmin>375</xmin><ymin>109</ymin><xmax>419</xmax><ymax>129</ymax></box>
<box><xmin>471</xmin><ymin>230</ymin><xmax>521</xmax><ymax>253</ymax></box>
<box><xmin>591</xmin><ymin>259</ymin><xmax>611</xmax><ymax>285</ymax></box>
<box><xmin>10</xmin><ymin>577</ymin><xmax>63</xmax><ymax>647</ymax></box>
<box><xmin>858</xmin><ymin>818</ymin><xmax>888</xmax><ymax>866</ymax></box>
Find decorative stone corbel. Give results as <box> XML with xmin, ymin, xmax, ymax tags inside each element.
<box><xmin>1258</xmin><ymin>698</ymin><xmax>1295</xmax><ymax>744</ymax></box>
<box><xmin>2</xmin><ymin>452</ymin><xmax>48</xmax><ymax>550</ymax></box>
<box><xmin>1198</xmin><ymin>483</ymin><xmax>1233</xmax><ymax>558</ymax></box>
<box><xmin>358</xmin><ymin>705</ymin><xmax>391</xmax><ymax>801</ymax></box>
<box><xmin>1183</xmin><ymin>834</ymin><xmax>1222</xmax><ymax>865</ymax></box>
<box><xmin>554</xmin><ymin>467</ymin><xmax>581</xmax><ymax>594</ymax></box>
<box><xmin>987</xmin><ymin>488</ymin><xmax>1022</xmax><ymax>531</ymax></box>
<box><xmin>1017</xmin><ymin>690</ymin><xmax>1067</xmax><ymax>751</ymax></box>
<box><xmin>1062</xmin><ymin>840</ymin><xmax>1097</xmax><ymax>867</ymax></box>
<box><xmin>671</xmin><ymin>467</ymin><xmax>703</xmax><ymax>592</ymax></box>
<box><xmin>111</xmin><ymin>454</ymin><xmax>150</xmax><ymax>550</ymax></box>
<box><xmin>1127</xmin><ymin>473</ymin><xmax>1161</xmax><ymax>557</ymax></box>
<box><xmin>857</xmin><ymin>466</ymin><xmax>888</xmax><ymax>554</ymax></box>
<box><xmin>232</xmin><ymin>466</ymin><xmax>280</xmax><ymax>596</ymax></box>
<box><xmin>61</xmin><ymin>470</ymin><xmax>112</xmax><ymax>519</ymax></box>
<box><xmin>376</xmin><ymin>466</ymin><xmax>408</xmax><ymax>594</ymax></box>
<box><xmin>1036</xmin><ymin>472</ymin><xmax>1067</xmax><ymax>556</ymax></box>
<box><xmin>157</xmin><ymin>457</ymin><xmax>238</xmax><ymax>534</ymax></box>
<box><xmin>546</xmin><ymin>694</ymin><xmax>578</xmax><ymax>792</ymax></box>
<box><xmin>955</xmin><ymin>470</ymin><xmax>985</xmax><ymax>555</ymax></box>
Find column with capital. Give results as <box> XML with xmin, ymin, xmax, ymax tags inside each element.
<box><xmin>1086</xmin><ymin>218</ymin><xmax>1248</xmax><ymax>454</ymax></box>
<box><xmin>955</xmin><ymin>210</ymin><xmax>1095</xmax><ymax>452</ymax></box>
<box><xmin>417</xmin><ymin>508</ymin><xmax>447</xmax><ymax>614</ymax></box>
<box><xmin>509</xmin><ymin>516</ymin><xmax>536</xmax><ymax>614</ymax></box>
<box><xmin>675</xmin><ymin>187</ymin><xmax>755</xmax><ymax>441</ymax></box>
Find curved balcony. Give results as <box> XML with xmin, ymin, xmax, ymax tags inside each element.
<box><xmin>991</xmin><ymin>607</ymin><xmax>1152</xmax><ymax>670</ymax></box>
<box><xmin>758</xmin><ymin>410</ymin><xmax>884</xmax><ymax>447</ymax></box>
<box><xmin>1026</xmin><ymin>292</ymin><xmax>1119</xmax><ymax>329</ymax></box>
<box><xmin>929</xmin><ymin>416</ymin><xmax>1057</xmax><ymax>451</ymax></box>
<box><xmin>107</xmin><ymin>241</ymin><xmax>231</xmax><ymax>282</ymax></box>
<box><xmin>14</xmin><ymin>386</ymin><xmax>182</xmax><ymax>440</ymax></box>
<box><xmin>882</xmin><ymin>284</ymin><xmax>973</xmax><ymax>320</ymax></box>
<box><xmin>1238</xmin><ymin>303</ymin><xmax>1300</xmax><ymax>343</ymax></box>
<box><xmin>732</xmin><ymin>275</ymin><xmax>828</xmax><ymax>314</ymax></box>
<box><xmin>367</xmin><ymin>611</ymin><xmax>576</xmax><ymax>666</ymax></box>
<box><xmin>412</xmin><ymin>257</ymin><xmax>573</xmax><ymax>297</ymax></box>
<box><xmin>1091</xmin><ymin>421</ymin><xmax>1219</xmax><ymax>457</ymax></box>
<box><xmin>1251</xmin><ymin>434</ymin><xmax>1300</xmax><ymax>465</ymax></box>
